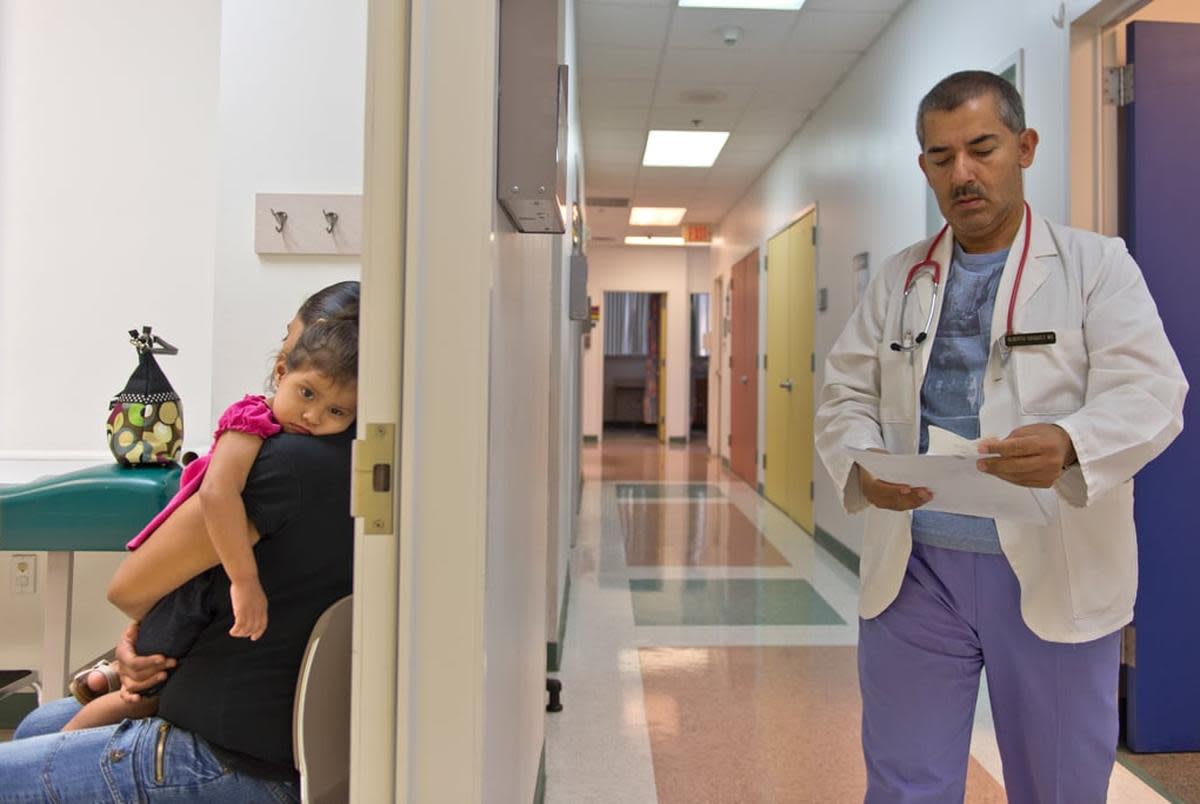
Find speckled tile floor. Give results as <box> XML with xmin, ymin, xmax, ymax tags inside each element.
<box><xmin>545</xmin><ymin>434</ymin><xmax>1170</xmax><ymax>803</ymax></box>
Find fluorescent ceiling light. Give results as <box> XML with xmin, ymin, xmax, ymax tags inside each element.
<box><xmin>642</xmin><ymin>130</ymin><xmax>730</xmax><ymax>168</ymax></box>
<box><xmin>678</xmin><ymin>0</ymin><xmax>805</xmax><ymax>9</ymax></box>
<box><xmin>625</xmin><ymin>236</ymin><xmax>686</xmax><ymax>247</ymax></box>
<box><xmin>629</xmin><ymin>207</ymin><xmax>688</xmax><ymax>226</ymax></box>
<box><xmin>624</xmin><ymin>236</ymin><xmax>709</xmax><ymax>247</ymax></box>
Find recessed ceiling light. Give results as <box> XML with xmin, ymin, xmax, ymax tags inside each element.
<box><xmin>678</xmin><ymin>0</ymin><xmax>806</xmax><ymax>9</ymax></box>
<box><xmin>624</xmin><ymin>236</ymin><xmax>709</xmax><ymax>247</ymax></box>
<box><xmin>624</xmin><ymin>236</ymin><xmax>686</xmax><ymax>247</ymax></box>
<box><xmin>642</xmin><ymin>130</ymin><xmax>730</xmax><ymax>167</ymax></box>
<box><xmin>629</xmin><ymin>207</ymin><xmax>688</xmax><ymax>226</ymax></box>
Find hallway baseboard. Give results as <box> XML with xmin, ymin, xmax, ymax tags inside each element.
<box><xmin>813</xmin><ymin>524</ymin><xmax>860</xmax><ymax>576</ymax></box>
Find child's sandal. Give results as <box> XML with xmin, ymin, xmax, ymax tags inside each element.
<box><xmin>68</xmin><ymin>660</ymin><xmax>120</xmax><ymax>705</ymax></box>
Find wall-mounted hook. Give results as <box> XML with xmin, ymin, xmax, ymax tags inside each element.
<box><xmin>270</xmin><ymin>208</ymin><xmax>288</xmax><ymax>233</ymax></box>
<box><xmin>323</xmin><ymin>209</ymin><xmax>339</xmax><ymax>234</ymax></box>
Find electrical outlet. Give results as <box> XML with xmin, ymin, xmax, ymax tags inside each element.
<box><xmin>10</xmin><ymin>554</ymin><xmax>36</xmax><ymax>595</ymax></box>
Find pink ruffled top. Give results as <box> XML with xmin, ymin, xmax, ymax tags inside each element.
<box><xmin>127</xmin><ymin>395</ymin><xmax>281</xmax><ymax>550</ymax></box>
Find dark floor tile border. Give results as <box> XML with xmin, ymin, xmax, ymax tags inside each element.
<box><xmin>1115</xmin><ymin>750</ymin><xmax>1188</xmax><ymax>804</ymax></box>
<box><xmin>546</xmin><ymin>570</ymin><xmax>572</xmax><ymax>673</ymax></box>
<box><xmin>813</xmin><ymin>524</ymin><xmax>860</xmax><ymax>577</ymax></box>
<box><xmin>582</xmin><ymin>435</ymin><xmax>599</xmax><ymax>444</ymax></box>
<box><xmin>667</xmin><ymin>436</ymin><xmax>688</xmax><ymax>447</ymax></box>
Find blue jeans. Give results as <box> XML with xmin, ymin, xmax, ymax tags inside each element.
<box><xmin>0</xmin><ymin>698</ymin><xmax>299</xmax><ymax>803</ymax></box>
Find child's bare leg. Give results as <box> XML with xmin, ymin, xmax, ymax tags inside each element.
<box><xmin>107</xmin><ymin>495</ymin><xmax>261</xmax><ymax>620</ymax></box>
<box><xmin>61</xmin><ymin>691</ymin><xmax>157</xmax><ymax>731</ymax></box>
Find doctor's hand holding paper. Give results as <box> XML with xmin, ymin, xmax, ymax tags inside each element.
<box><xmin>814</xmin><ymin>70</ymin><xmax>1187</xmax><ymax>803</ymax></box>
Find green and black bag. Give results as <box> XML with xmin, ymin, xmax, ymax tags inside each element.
<box><xmin>106</xmin><ymin>326</ymin><xmax>184</xmax><ymax>466</ymax></box>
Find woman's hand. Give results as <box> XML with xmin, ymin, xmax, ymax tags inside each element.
<box><xmin>114</xmin><ymin>622</ymin><xmax>177</xmax><ymax>703</ymax></box>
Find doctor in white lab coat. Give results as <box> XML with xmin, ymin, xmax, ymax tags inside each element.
<box><xmin>815</xmin><ymin>71</ymin><xmax>1186</xmax><ymax>803</ymax></box>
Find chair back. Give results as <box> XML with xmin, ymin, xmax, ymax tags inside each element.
<box><xmin>293</xmin><ymin>595</ymin><xmax>353</xmax><ymax>804</ymax></box>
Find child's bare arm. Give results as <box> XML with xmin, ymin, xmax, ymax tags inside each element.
<box><xmin>197</xmin><ymin>431</ymin><xmax>268</xmax><ymax>640</ymax></box>
<box><xmin>61</xmin><ymin>690</ymin><xmax>157</xmax><ymax>731</ymax></box>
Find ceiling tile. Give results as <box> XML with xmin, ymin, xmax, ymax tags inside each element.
<box><xmin>653</xmin><ymin>81</ymin><xmax>756</xmax><ymax>113</ymax></box>
<box><xmin>657</xmin><ymin>47</ymin><xmax>777</xmax><ymax>85</ymax></box>
<box><xmin>803</xmin><ymin>0</ymin><xmax>906</xmax><ymax>12</ymax></box>
<box><xmin>579</xmin><ymin>45</ymin><xmax>663</xmax><ymax>82</ymax></box>
<box><xmin>587</xmin><ymin>129</ymin><xmax>649</xmax><ymax>151</ymax></box>
<box><xmin>578</xmin><ymin>4</ymin><xmax>672</xmax><ymax>49</ymax></box>
<box><xmin>629</xmin><ymin>186</ymin><xmax>699</xmax><ymax>206</ymax></box>
<box><xmin>725</xmin><ymin>129</ymin><xmax>791</xmax><ymax>154</ymax></box>
<box><xmin>582</xmin><ymin>78</ymin><xmax>657</xmax><ymax>107</ymax></box>
<box><xmin>582</xmin><ymin>104</ymin><xmax>652</xmax><ymax>131</ymax></box>
<box><xmin>666</xmin><ymin>8</ymin><xmax>799</xmax><ymax>51</ymax></box>
<box><xmin>646</xmin><ymin>106</ymin><xmax>743</xmax><ymax>131</ymax></box>
<box><xmin>788</xmin><ymin>10</ymin><xmax>890</xmax><ymax>52</ymax></box>
<box><xmin>735</xmin><ymin>107</ymin><xmax>810</xmax><ymax>132</ymax></box>
<box><xmin>637</xmin><ymin>166</ymin><xmax>709</xmax><ymax>189</ymax></box>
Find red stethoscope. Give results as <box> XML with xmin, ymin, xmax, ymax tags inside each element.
<box><xmin>890</xmin><ymin>202</ymin><xmax>1032</xmax><ymax>352</ymax></box>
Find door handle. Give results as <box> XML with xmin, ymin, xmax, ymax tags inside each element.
<box><xmin>779</xmin><ymin>379</ymin><xmax>794</xmax><ymax>391</ymax></box>
<box><xmin>739</xmin><ymin>375</ymin><xmax>748</xmax><ymax>384</ymax></box>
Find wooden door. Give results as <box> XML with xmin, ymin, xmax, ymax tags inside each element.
<box><xmin>785</xmin><ymin>215</ymin><xmax>815</xmax><ymax>533</ymax></box>
<box><xmin>729</xmin><ymin>249</ymin><xmax>759</xmax><ymax>484</ymax></box>
<box><xmin>764</xmin><ymin>233</ymin><xmax>790</xmax><ymax>507</ymax></box>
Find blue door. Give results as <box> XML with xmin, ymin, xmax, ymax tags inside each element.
<box><xmin>1124</xmin><ymin>20</ymin><xmax>1200</xmax><ymax>753</ymax></box>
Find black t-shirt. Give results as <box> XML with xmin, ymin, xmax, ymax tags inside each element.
<box><xmin>156</xmin><ymin>428</ymin><xmax>354</xmax><ymax>774</ymax></box>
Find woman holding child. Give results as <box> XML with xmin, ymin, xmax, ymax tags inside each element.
<box><xmin>0</xmin><ymin>282</ymin><xmax>360</xmax><ymax>803</ymax></box>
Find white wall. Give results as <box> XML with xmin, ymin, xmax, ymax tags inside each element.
<box><xmin>211</xmin><ymin>0</ymin><xmax>366</xmax><ymax>414</ymax></box>
<box><xmin>712</xmin><ymin>0</ymin><xmax>1081</xmax><ymax>554</ymax></box>
<box><xmin>0</xmin><ymin>0</ymin><xmax>221</xmax><ymax>673</ymax></box>
<box><xmin>584</xmin><ymin>246</ymin><xmax>700</xmax><ymax>440</ymax></box>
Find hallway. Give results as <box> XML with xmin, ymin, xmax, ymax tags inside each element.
<box><xmin>546</xmin><ymin>435</ymin><xmax>1169</xmax><ymax>803</ymax></box>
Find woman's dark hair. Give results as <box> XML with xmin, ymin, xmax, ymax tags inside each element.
<box><xmin>285</xmin><ymin>309</ymin><xmax>359</xmax><ymax>388</ymax></box>
<box><xmin>296</xmin><ymin>280</ymin><xmax>360</xmax><ymax>327</ymax></box>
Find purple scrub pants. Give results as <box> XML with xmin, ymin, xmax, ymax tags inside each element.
<box><xmin>858</xmin><ymin>542</ymin><xmax>1121</xmax><ymax>803</ymax></box>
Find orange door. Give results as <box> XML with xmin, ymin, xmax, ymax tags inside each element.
<box><xmin>729</xmin><ymin>250</ymin><xmax>759</xmax><ymax>484</ymax></box>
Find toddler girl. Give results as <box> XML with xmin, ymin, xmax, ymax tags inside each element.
<box><xmin>64</xmin><ymin>308</ymin><xmax>358</xmax><ymax>730</ymax></box>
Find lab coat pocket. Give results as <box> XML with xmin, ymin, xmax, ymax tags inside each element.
<box><xmin>1058</xmin><ymin>480</ymin><xmax>1136</xmax><ymax>618</ymax></box>
<box><xmin>876</xmin><ymin>344</ymin><xmax>916</xmax><ymax>424</ymax></box>
<box><xmin>1014</xmin><ymin>329</ymin><xmax>1088</xmax><ymax>415</ymax></box>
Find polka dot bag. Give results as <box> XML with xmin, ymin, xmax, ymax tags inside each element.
<box><xmin>107</xmin><ymin>326</ymin><xmax>184</xmax><ymax>466</ymax></box>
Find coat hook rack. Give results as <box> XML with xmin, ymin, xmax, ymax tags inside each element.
<box><xmin>323</xmin><ymin>209</ymin><xmax>339</xmax><ymax>234</ymax></box>
<box><xmin>270</xmin><ymin>208</ymin><xmax>288</xmax><ymax>233</ymax></box>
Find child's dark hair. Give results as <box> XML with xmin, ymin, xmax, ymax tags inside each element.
<box><xmin>297</xmin><ymin>281</ymin><xmax>360</xmax><ymax>327</ymax></box>
<box><xmin>285</xmin><ymin>309</ymin><xmax>359</xmax><ymax>388</ymax></box>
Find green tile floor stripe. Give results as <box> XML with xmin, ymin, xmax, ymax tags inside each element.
<box><xmin>1115</xmin><ymin>751</ymin><xmax>1187</xmax><ymax>804</ymax></box>
<box><xmin>814</xmin><ymin>524</ymin><xmax>860</xmax><ymax>576</ymax></box>
<box><xmin>629</xmin><ymin>578</ymin><xmax>844</xmax><ymax>626</ymax></box>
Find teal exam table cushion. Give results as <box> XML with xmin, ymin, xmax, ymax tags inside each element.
<box><xmin>0</xmin><ymin>464</ymin><xmax>180</xmax><ymax>552</ymax></box>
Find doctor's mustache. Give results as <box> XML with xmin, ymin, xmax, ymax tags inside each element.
<box><xmin>952</xmin><ymin>183</ymin><xmax>986</xmax><ymax>201</ymax></box>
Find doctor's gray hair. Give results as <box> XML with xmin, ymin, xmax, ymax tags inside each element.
<box><xmin>916</xmin><ymin>70</ymin><xmax>1025</xmax><ymax>148</ymax></box>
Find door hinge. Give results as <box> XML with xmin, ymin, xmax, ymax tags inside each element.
<box><xmin>727</xmin><ymin>433</ymin><xmax>732</xmax><ymax>447</ymax></box>
<box><xmin>762</xmin><ymin>354</ymin><xmax>767</xmax><ymax>370</ymax></box>
<box><xmin>811</xmin><ymin>226</ymin><xmax>818</xmax><ymax>246</ymax></box>
<box><xmin>762</xmin><ymin>453</ymin><xmax>767</xmax><ymax>470</ymax></box>
<box><xmin>352</xmin><ymin>423</ymin><xmax>396</xmax><ymax>534</ymax></box>
<box><xmin>811</xmin><ymin>352</ymin><xmax>815</xmax><ymax>372</ymax></box>
<box><xmin>728</xmin><ymin>354</ymin><xmax>732</xmax><ymax>368</ymax></box>
<box><xmin>1104</xmin><ymin>64</ymin><xmax>1134</xmax><ymax>107</ymax></box>
<box><xmin>762</xmin><ymin>257</ymin><xmax>768</xmax><ymax>272</ymax></box>
<box><xmin>810</xmin><ymin>481</ymin><xmax>814</xmax><ymax>500</ymax></box>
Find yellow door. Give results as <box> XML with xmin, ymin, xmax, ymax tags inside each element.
<box><xmin>764</xmin><ymin>232</ymin><xmax>790</xmax><ymax>508</ymax></box>
<box><xmin>657</xmin><ymin>294</ymin><xmax>667</xmax><ymax>443</ymax></box>
<box><xmin>785</xmin><ymin>214</ymin><xmax>815</xmax><ymax>533</ymax></box>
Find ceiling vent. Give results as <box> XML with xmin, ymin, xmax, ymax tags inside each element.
<box><xmin>586</xmin><ymin>197</ymin><xmax>629</xmax><ymax>208</ymax></box>
<box><xmin>676</xmin><ymin>89</ymin><xmax>727</xmax><ymax>106</ymax></box>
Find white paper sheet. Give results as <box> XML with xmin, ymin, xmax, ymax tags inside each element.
<box><xmin>849</xmin><ymin>430</ymin><xmax>1049</xmax><ymax>525</ymax></box>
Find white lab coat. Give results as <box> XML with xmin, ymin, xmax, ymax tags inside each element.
<box><xmin>815</xmin><ymin>210</ymin><xmax>1187</xmax><ymax>643</ymax></box>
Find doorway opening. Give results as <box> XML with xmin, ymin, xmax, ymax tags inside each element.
<box><xmin>690</xmin><ymin>292</ymin><xmax>710</xmax><ymax>441</ymax></box>
<box><xmin>602</xmin><ymin>291</ymin><xmax>667</xmax><ymax>441</ymax></box>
